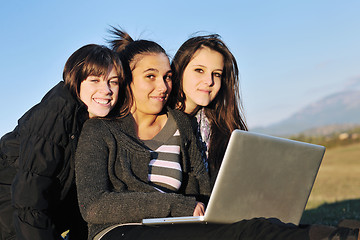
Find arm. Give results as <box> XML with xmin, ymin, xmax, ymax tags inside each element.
<box><xmin>75</xmin><ymin>119</ymin><xmax>198</xmax><ymax>225</ymax></box>
<box><xmin>12</xmin><ymin>119</ymin><xmax>67</xmax><ymax>240</ymax></box>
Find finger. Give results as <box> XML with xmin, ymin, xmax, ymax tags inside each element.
<box><xmin>193</xmin><ymin>202</ymin><xmax>205</xmax><ymax>216</ymax></box>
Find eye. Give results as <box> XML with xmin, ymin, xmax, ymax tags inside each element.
<box><xmin>213</xmin><ymin>72</ymin><xmax>222</xmax><ymax>78</ymax></box>
<box><xmin>146</xmin><ymin>74</ymin><xmax>156</xmax><ymax>80</ymax></box>
<box><xmin>109</xmin><ymin>78</ymin><xmax>119</xmax><ymax>85</ymax></box>
<box><xmin>195</xmin><ymin>68</ymin><xmax>204</xmax><ymax>73</ymax></box>
<box><xmin>164</xmin><ymin>73</ymin><xmax>172</xmax><ymax>82</ymax></box>
<box><xmin>89</xmin><ymin>77</ymin><xmax>100</xmax><ymax>83</ymax></box>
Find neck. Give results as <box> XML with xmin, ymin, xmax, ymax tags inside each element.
<box><xmin>131</xmin><ymin>111</ymin><xmax>168</xmax><ymax>140</ymax></box>
<box><xmin>185</xmin><ymin>105</ymin><xmax>201</xmax><ymax>117</ymax></box>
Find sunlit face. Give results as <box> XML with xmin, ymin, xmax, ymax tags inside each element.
<box><xmin>182</xmin><ymin>47</ymin><xmax>224</xmax><ymax>114</ymax></box>
<box><xmin>79</xmin><ymin>67</ymin><xmax>119</xmax><ymax>118</ymax></box>
<box><xmin>130</xmin><ymin>53</ymin><xmax>172</xmax><ymax>117</ymax></box>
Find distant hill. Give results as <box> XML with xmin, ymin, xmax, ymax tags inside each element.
<box><xmin>251</xmin><ymin>90</ymin><xmax>360</xmax><ymax>136</ymax></box>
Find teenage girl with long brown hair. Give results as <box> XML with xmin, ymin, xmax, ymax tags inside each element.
<box><xmin>170</xmin><ymin>34</ymin><xmax>359</xmax><ymax>240</ymax></box>
<box><xmin>170</xmin><ymin>34</ymin><xmax>247</xmax><ymax>184</ymax></box>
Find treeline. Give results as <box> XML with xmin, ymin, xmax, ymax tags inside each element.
<box><xmin>289</xmin><ymin>126</ymin><xmax>360</xmax><ymax>149</ymax></box>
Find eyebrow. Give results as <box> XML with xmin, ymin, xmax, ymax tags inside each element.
<box><xmin>143</xmin><ymin>68</ymin><xmax>172</xmax><ymax>75</ymax></box>
<box><xmin>193</xmin><ymin>64</ymin><xmax>223</xmax><ymax>72</ymax></box>
<box><xmin>143</xmin><ymin>68</ymin><xmax>159</xmax><ymax>73</ymax></box>
<box><xmin>105</xmin><ymin>75</ymin><xmax>119</xmax><ymax>81</ymax></box>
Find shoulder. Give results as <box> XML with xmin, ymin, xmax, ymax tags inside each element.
<box><xmin>167</xmin><ymin>108</ymin><xmax>192</xmax><ymax>128</ymax></box>
<box><xmin>81</xmin><ymin>118</ymin><xmax>122</xmax><ymax>138</ymax></box>
<box><xmin>77</xmin><ymin>119</ymin><xmax>121</xmax><ymax>158</ymax></box>
<box><xmin>38</xmin><ymin>81</ymin><xmax>81</xmax><ymax>117</ymax></box>
<box><xmin>167</xmin><ymin>108</ymin><xmax>197</xmax><ymax>143</ymax></box>
<box><xmin>81</xmin><ymin>117</ymin><xmax>131</xmax><ymax>141</ymax></box>
<box><xmin>79</xmin><ymin>117</ymin><xmax>145</xmax><ymax>155</ymax></box>
<box><xmin>19</xmin><ymin>82</ymin><xmax>80</xmax><ymax>122</ymax></box>
<box><xmin>17</xmin><ymin>82</ymin><xmax>84</xmax><ymax>143</ymax></box>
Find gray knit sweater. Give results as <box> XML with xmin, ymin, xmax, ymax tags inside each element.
<box><xmin>75</xmin><ymin>109</ymin><xmax>211</xmax><ymax>239</ymax></box>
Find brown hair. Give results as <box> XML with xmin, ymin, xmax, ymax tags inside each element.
<box><xmin>171</xmin><ymin>34</ymin><xmax>248</xmax><ymax>172</ymax></box>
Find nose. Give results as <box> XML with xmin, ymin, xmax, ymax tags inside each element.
<box><xmin>203</xmin><ymin>74</ymin><xmax>214</xmax><ymax>86</ymax></box>
<box><xmin>100</xmin><ymin>82</ymin><xmax>112</xmax><ymax>95</ymax></box>
<box><xmin>157</xmin><ymin>79</ymin><xmax>168</xmax><ymax>93</ymax></box>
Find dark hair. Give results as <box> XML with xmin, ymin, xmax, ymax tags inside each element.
<box><xmin>171</xmin><ymin>34</ymin><xmax>248</xmax><ymax>172</ymax></box>
<box><xmin>63</xmin><ymin>44</ymin><xmax>123</xmax><ymax>101</ymax></box>
<box><xmin>108</xmin><ymin>27</ymin><xmax>168</xmax><ymax>116</ymax></box>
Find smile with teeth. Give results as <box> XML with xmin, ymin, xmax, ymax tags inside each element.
<box><xmin>151</xmin><ymin>95</ymin><xmax>166</xmax><ymax>102</ymax></box>
<box><xmin>93</xmin><ymin>98</ymin><xmax>111</xmax><ymax>105</ymax></box>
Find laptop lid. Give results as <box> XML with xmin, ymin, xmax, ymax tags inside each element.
<box><xmin>143</xmin><ymin>130</ymin><xmax>325</xmax><ymax>225</ymax></box>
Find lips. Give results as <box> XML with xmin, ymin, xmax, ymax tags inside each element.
<box><xmin>198</xmin><ymin>89</ymin><xmax>211</xmax><ymax>94</ymax></box>
<box><xmin>150</xmin><ymin>95</ymin><xmax>167</xmax><ymax>102</ymax></box>
<box><xmin>93</xmin><ymin>98</ymin><xmax>111</xmax><ymax>105</ymax></box>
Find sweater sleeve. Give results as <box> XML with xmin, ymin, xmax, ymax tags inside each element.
<box><xmin>75</xmin><ymin>119</ymin><xmax>198</xmax><ymax>225</ymax></box>
<box><xmin>12</xmin><ymin>110</ymin><xmax>69</xmax><ymax>240</ymax></box>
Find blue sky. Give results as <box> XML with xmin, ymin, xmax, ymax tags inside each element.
<box><xmin>1</xmin><ymin>0</ymin><xmax>360</xmax><ymax>136</ymax></box>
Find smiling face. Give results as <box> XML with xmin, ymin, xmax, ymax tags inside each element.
<box><xmin>182</xmin><ymin>47</ymin><xmax>224</xmax><ymax>114</ymax></box>
<box><xmin>79</xmin><ymin>67</ymin><xmax>119</xmax><ymax>118</ymax></box>
<box><xmin>130</xmin><ymin>53</ymin><xmax>172</xmax><ymax>118</ymax></box>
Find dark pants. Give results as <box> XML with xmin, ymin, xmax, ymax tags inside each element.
<box><xmin>100</xmin><ymin>218</ymin><xmax>311</xmax><ymax>240</ymax></box>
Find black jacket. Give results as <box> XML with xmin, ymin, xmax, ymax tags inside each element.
<box><xmin>0</xmin><ymin>82</ymin><xmax>88</xmax><ymax>240</ymax></box>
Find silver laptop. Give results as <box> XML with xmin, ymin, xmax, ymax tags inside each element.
<box><xmin>142</xmin><ymin>129</ymin><xmax>325</xmax><ymax>226</ymax></box>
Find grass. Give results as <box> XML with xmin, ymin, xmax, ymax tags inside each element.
<box><xmin>300</xmin><ymin>142</ymin><xmax>360</xmax><ymax>226</ymax></box>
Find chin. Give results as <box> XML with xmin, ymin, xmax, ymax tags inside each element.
<box><xmin>196</xmin><ymin>101</ymin><xmax>211</xmax><ymax>107</ymax></box>
<box><xmin>92</xmin><ymin>111</ymin><xmax>111</xmax><ymax>118</ymax></box>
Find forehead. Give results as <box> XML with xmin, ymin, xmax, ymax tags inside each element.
<box><xmin>189</xmin><ymin>47</ymin><xmax>224</xmax><ymax>68</ymax></box>
<box><xmin>86</xmin><ymin>64</ymin><xmax>116</xmax><ymax>78</ymax></box>
<box><xmin>131</xmin><ymin>53</ymin><xmax>170</xmax><ymax>72</ymax></box>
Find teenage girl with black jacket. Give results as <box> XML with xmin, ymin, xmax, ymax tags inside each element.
<box><xmin>0</xmin><ymin>44</ymin><xmax>123</xmax><ymax>240</ymax></box>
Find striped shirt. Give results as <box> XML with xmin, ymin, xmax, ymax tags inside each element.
<box><xmin>143</xmin><ymin>114</ymin><xmax>182</xmax><ymax>193</ymax></box>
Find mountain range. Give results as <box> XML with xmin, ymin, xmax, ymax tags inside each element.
<box><xmin>251</xmin><ymin>90</ymin><xmax>360</xmax><ymax>136</ymax></box>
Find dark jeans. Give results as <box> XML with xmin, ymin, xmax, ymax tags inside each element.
<box><xmin>100</xmin><ymin>218</ymin><xmax>311</xmax><ymax>240</ymax></box>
